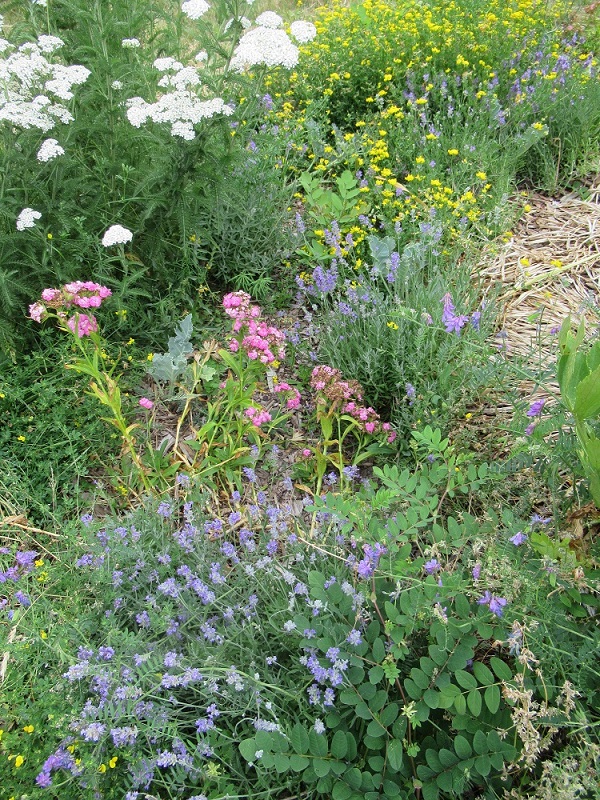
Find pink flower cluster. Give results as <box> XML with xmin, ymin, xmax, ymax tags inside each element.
<box><xmin>223</xmin><ymin>292</ymin><xmax>285</xmax><ymax>366</ymax></box>
<box><xmin>274</xmin><ymin>381</ymin><xmax>301</xmax><ymax>410</ymax></box>
<box><xmin>245</xmin><ymin>406</ymin><xmax>272</xmax><ymax>428</ymax></box>
<box><xmin>29</xmin><ymin>281</ymin><xmax>112</xmax><ymax>338</ymax></box>
<box><xmin>310</xmin><ymin>365</ymin><xmax>396</xmax><ymax>443</ymax></box>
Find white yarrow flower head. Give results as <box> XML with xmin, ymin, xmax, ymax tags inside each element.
<box><xmin>16</xmin><ymin>208</ymin><xmax>42</xmax><ymax>231</ymax></box>
<box><xmin>255</xmin><ymin>11</ymin><xmax>283</xmax><ymax>29</ymax></box>
<box><xmin>290</xmin><ymin>20</ymin><xmax>317</xmax><ymax>44</ymax></box>
<box><xmin>231</xmin><ymin>26</ymin><xmax>299</xmax><ymax>71</ymax></box>
<box><xmin>195</xmin><ymin>50</ymin><xmax>208</xmax><ymax>62</ymax></box>
<box><xmin>37</xmin><ymin>35</ymin><xmax>65</xmax><ymax>53</ymax></box>
<box><xmin>122</xmin><ymin>38</ymin><xmax>141</xmax><ymax>48</ymax></box>
<box><xmin>37</xmin><ymin>138</ymin><xmax>65</xmax><ymax>162</ymax></box>
<box><xmin>181</xmin><ymin>0</ymin><xmax>210</xmax><ymax>19</ymax></box>
<box><xmin>111</xmin><ymin>80</ymin><xmax>123</xmax><ymax>90</ymax></box>
<box><xmin>102</xmin><ymin>225</ymin><xmax>133</xmax><ymax>247</ymax></box>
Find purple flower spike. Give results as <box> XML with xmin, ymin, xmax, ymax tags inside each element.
<box><xmin>478</xmin><ymin>590</ymin><xmax>507</xmax><ymax>618</ymax></box>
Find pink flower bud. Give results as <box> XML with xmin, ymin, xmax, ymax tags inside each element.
<box><xmin>139</xmin><ymin>397</ymin><xmax>154</xmax><ymax>410</ymax></box>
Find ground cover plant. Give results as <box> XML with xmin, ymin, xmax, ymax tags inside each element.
<box><xmin>1</xmin><ymin>0</ymin><xmax>600</xmax><ymax>798</ymax></box>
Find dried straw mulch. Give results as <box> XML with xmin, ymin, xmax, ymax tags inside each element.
<box><xmin>479</xmin><ymin>182</ymin><xmax>600</xmax><ymax>363</ymax></box>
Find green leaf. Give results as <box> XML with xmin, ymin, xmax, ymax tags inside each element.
<box><xmin>372</xmin><ymin>637</ymin><xmax>386</xmax><ymax>662</ymax></box>
<box><xmin>331</xmin><ymin>730</ymin><xmax>348</xmax><ymax>760</ymax></box>
<box><xmin>410</xmin><ymin>668</ymin><xmax>430</xmax><ymax>690</ymax></box>
<box><xmin>273</xmin><ymin>754</ymin><xmax>290</xmax><ymax>773</ymax></box>
<box><xmin>474</xmin><ymin>754</ymin><xmax>491</xmax><ymax>777</ymax></box>
<box><xmin>313</xmin><ymin>758</ymin><xmax>331</xmax><ymax>778</ymax></box>
<box><xmin>422</xmin><ymin>782</ymin><xmax>440</xmax><ymax>800</ymax></box>
<box><xmin>438</xmin><ymin>748</ymin><xmax>459</xmax><ymax>768</ymax></box>
<box><xmin>332</xmin><ymin>782</ymin><xmax>353</xmax><ymax>800</ymax></box>
<box><xmin>383</xmin><ymin>779</ymin><xmax>402</xmax><ymax>796</ymax></box>
<box><xmin>239</xmin><ymin>737</ymin><xmax>257</xmax><ymax>762</ymax></box>
<box><xmin>484</xmin><ymin>684</ymin><xmax>501</xmax><ymax>714</ymax></box>
<box><xmin>355</xmin><ymin>701</ymin><xmax>373</xmax><ymax>719</ymax></box>
<box><xmin>490</xmin><ymin>656</ymin><xmax>513</xmax><ymax>681</ymax></box>
<box><xmin>473</xmin><ymin>730</ymin><xmax>489</xmax><ymax>755</ymax></box>
<box><xmin>255</xmin><ymin>730</ymin><xmax>274</xmax><ymax>751</ymax></box>
<box><xmin>387</xmin><ymin>739</ymin><xmax>404</xmax><ymax>771</ymax></box>
<box><xmin>574</xmin><ymin>363</ymin><xmax>600</xmax><ymax>419</ymax></box>
<box><xmin>344</xmin><ymin>768</ymin><xmax>362</xmax><ymax>789</ymax></box>
<box><xmin>380</xmin><ymin>702</ymin><xmax>399</xmax><ymax>727</ymax></box>
<box><xmin>369</xmin><ymin>665</ymin><xmax>385</xmax><ymax>684</ymax></box>
<box><xmin>454</xmin><ymin>670</ymin><xmax>478</xmax><ymax>690</ymax></box>
<box><xmin>454</xmin><ymin>735</ymin><xmax>472</xmax><ymax>759</ymax></box>
<box><xmin>367</xmin><ymin>719</ymin><xmax>386</xmax><ymax>738</ymax></box>
<box><xmin>472</xmin><ymin>661</ymin><xmax>494</xmax><ymax>685</ymax></box>
<box><xmin>308</xmin><ymin>729</ymin><xmax>328</xmax><ymax>757</ymax></box>
<box><xmin>453</xmin><ymin>693</ymin><xmax>467</xmax><ymax>715</ymax></box>
<box><xmin>423</xmin><ymin>689</ymin><xmax>440</xmax><ymax>709</ymax></box>
<box><xmin>289</xmin><ymin>754</ymin><xmax>308</xmax><ymax>772</ymax></box>
<box><xmin>467</xmin><ymin>689</ymin><xmax>482</xmax><ymax>716</ymax></box>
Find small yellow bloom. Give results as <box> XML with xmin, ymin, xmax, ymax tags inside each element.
<box><xmin>532</xmin><ymin>122</ymin><xmax>545</xmax><ymax>131</ymax></box>
<box><xmin>520</xmin><ymin>257</ymin><xmax>531</xmax><ymax>267</ymax></box>
<box><xmin>47</xmin><ymin>233</ymin><xmax>53</xmax><ymax>240</ymax></box>
<box><xmin>189</xmin><ymin>234</ymin><xmax>196</xmax><ymax>242</ymax></box>
<box><xmin>146</xmin><ymin>353</ymin><xmax>154</xmax><ymax>361</ymax></box>
<box><xmin>35</xmin><ymin>558</ymin><xmax>44</xmax><ymax>567</ymax></box>
<box><xmin>465</xmin><ymin>413</ymin><xmax>473</xmax><ymax>420</ymax></box>
<box><xmin>15</xmin><ymin>755</ymin><xmax>24</xmax><ymax>768</ymax></box>
<box><xmin>23</xmin><ymin>725</ymin><xmax>34</xmax><ymax>733</ymax></box>
<box><xmin>523</xmin><ymin>204</ymin><xmax>532</xmax><ymax>212</ymax></box>
<box><xmin>475</xmin><ymin>171</ymin><xmax>487</xmax><ymax>180</ymax></box>
<box><xmin>387</xmin><ymin>321</ymin><xmax>399</xmax><ymax>330</ymax></box>
<box><xmin>67</xmin><ymin>744</ymin><xmax>76</xmax><ymax>753</ymax></box>
<box><xmin>98</xmin><ymin>763</ymin><xmax>107</xmax><ymax>773</ymax></box>
<box><xmin>550</xmin><ymin>259</ymin><xmax>563</xmax><ymax>268</ymax></box>
<box><xmin>109</xmin><ymin>756</ymin><xmax>118</xmax><ymax>768</ymax></box>
<box><xmin>17</xmin><ymin>435</ymin><xmax>26</xmax><ymax>442</ymax></box>
<box><xmin>415</xmin><ymin>156</ymin><xmax>425</xmax><ymax>164</ymax></box>
<box><xmin>40</xmin><ymin>630</ymin><xmax>48</xmax><ymax>639</ymax></box>
<box><xmin>447</xmin><ymin>149</ymin><xmax>459</xmax><ymax>156</ymax></box>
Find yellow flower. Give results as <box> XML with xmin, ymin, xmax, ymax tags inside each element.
<box><xmin>67</xmin><ymin>744</ymin><xmax>76</xmax><ymax>753</ymax></box>
<box><xmin>475</xmin><ymin>171</ymin><xmax>487</xmax><ymax>180</ymax></box>
<box><xmin>523</xmin><ymin>203</ymin><xmax>532</xmax><ymax>212</ymax></box>
<box><xmin>415</xmin><ymin>156</ymin><xmax>425</xmax><ymax>164</ymax></box>
<box><xmin>35</xmin><ymin>558</ymin><xmax>44</xmax><ymax>567</ymax></box>
<box><xmin>126</xmin><ymin>338</ymin><xmax>135</xmax><ymax>346</ymax></box>
<box><xmin>109</xmin><ymin>756</ymin><xmax>118</xmax><ymax>768</ymax></box>
<box><xmin>550</xmin><ymin>259</ymin><xmax>563</xmax><ymax>268</ymax></box>
<box><xmin>384</xmin><ymin>73</ymin><xmax>392</xmax><ymax>80</ymax></box>
<box><xmin>17</xmin><ymin>435</ymin><xmax>26</xmax><ymax>442</ymax></box>
<box><xmin>23</xmin><ymin>725</ymin><xmax>34</xmax><ymax>733</ymax></box>
<box><xmin>532</xmin><ymin>122</ymin><xmax>545</xmax><ymax>131</ymax></box>
<box><xmin>15</xmin><ymin>755</ymin><xmax>24</xmax><ymax>768</ymax></box>
<box><xmin>387</xmin><ymin>321</ymin><xmax>399</xmax><ymax>330</ymax></box>
<box><xmin>447</xmin><ymin>149</ymin><xmax>459</xmax><ymax>156</ymax></box>
<box><xmin>98</xmin><ymin>763</ymin><xmax>107</xmax><ymax>773</ymax></box>
<box><xmin>465</xmin><ymin>413</ymin><xmax>473</xmax><ymax>420</ymax></box>
<box><xmin>47</xmin><ymin>233</ymin><xmax>53</xmax><ymax>240</ymax></box>
<box><xmin>520</xmin><ymin>256</ymin><xmax>531</xmax><ymax>267</ymax></box>
<box><xmin>146</xmin><ymin>353</ymin><xmax>154</xmax><ymax>361</ymax></box>
<box><xmin>40</xmin><ymin>630</ymin><xmax>48</xmax><ymax>639</ymax></box>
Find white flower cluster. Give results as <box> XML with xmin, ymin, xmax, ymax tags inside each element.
<box><xmin>255</xmin><ymin>11</ymin><xmax>283</xmax><ymax>29</ymax></box>
<box><xmin>290</xmin><ymin>20</ymin><xmax>317</xmax><ymax>44</ymax></box>
<box><xmin>0</xmin><ymin>36</ymin><xmax>90</xmax><ymax>133</ymax></box>
<box><xmin>37</xmin><ymin>137</ymin><xmax>65</xmax><ymax>162</ymax></box>
<box><xmin>126</xmin><ymin>59</ymin><xmax>232</xmax><ymax>140</ymax></box>
<box><xmin>230</xmin><ymin>25</ymin><xmax>299</xmax><ymax>71</ymax></box>
<box><xmin>121</xmin><ymin>38</ymin><xmax>141</xmax><ymax>49</ymax></box>
<box><xmin>16</xmin><ymin>207</ymin><xmax>42</xmax><ymax>231</ymax></box>
<box><xmin>181</xmin><ymin>0</ymin><xmax>210</xmax><ymax>20</ymax></box>
<box><xmin>101</xmin><ymin>224</ymin><xmax>133</xmax><ymax>247</ymax></box>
